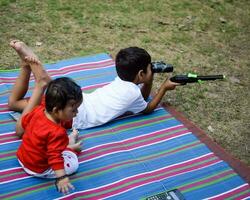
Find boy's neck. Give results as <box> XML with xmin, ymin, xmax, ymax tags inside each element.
<box><xmin>44</xmin><ymin>110</ymin><xmax>60</xmax><ymax>124</ymax></box>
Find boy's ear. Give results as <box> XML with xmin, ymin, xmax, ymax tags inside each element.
<box><xmin>133</xmin><ymin>70</ymin><xmax>145</xmax><ymax>84</ymax></box>
<box><xmin>52</xmin><ymin>107</ymin><xmax>59</xmax><ymax>114</ymax></box>
<box><xmin>137</xmin><ymin>70</ymin><xmax>145</xmax><ymax>82</ymax></box>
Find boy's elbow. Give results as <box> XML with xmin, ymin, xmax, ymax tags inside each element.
<box><xmin>142</xmin><ymin>105</ymin><xmax>154</xmax><ymax>114</ymax></box>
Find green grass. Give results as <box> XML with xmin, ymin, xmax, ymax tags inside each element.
<box><xmin>0</xmin><ymin>0</ymin><xmax>249</xmax><ymax>165</ymax></box>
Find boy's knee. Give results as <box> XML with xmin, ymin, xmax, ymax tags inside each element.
<box><xmin>8</xmin><ymin>98</ymin><xmax>16</xmax><ymax>110</ymax></box>
<box><xmin>63</xmin><ymin>151</ymin><xmax>79</xmax><ymax>175</ymax></box>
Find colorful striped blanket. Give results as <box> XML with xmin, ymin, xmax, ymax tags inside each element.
<box><xmin>0</xmin><ymin>53</ymin><xmax>249</xmax><ymax>199</ymax></box>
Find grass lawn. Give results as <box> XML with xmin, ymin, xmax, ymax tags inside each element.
<box><xmin>0</xmin><ymin>0</ymin><xmax>249</xmax><ymax>165</ymax></box>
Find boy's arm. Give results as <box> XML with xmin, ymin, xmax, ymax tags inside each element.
<box><xmin>142</xmin><ymin>79</ymin><xmax>179</xmax><ymax>114</ymax></box>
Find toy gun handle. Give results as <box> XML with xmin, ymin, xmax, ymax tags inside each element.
<box><xmin>170</xmin><ymin>73</ymin><xmax>225</xmax><ymax>85</ymax></box>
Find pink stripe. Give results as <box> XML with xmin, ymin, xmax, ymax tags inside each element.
<box><xmin>0</xmin><ymin>151</ymin><xmax>16</xmax><ymax>159</ymax></box>
<box><xmin>0</xmin><ymin>82</ymin><xmax>109</xmax><ymax>113</ymax></box>
<box><xmin>81</xmin><ymin>154</ymin><xmax>217</xmax><ymax>195</ymax></box>
<box><xmin>0</xmin><ymin>132</ymin><xmax>20</xmax><ymax>144</ymax></box>
<box><xmin>82</xmin><ymin>115</ymin><xmax>175</xmax><ymax>140</ymax></box>
<box><xmin>0</xmin><ymin>132</ymin><xmax>15</xmax><ymax>139</ymax></box>
<box><xmin>0</xmin><ymin>172</ymin><xmax>28</xmax><ymax>183</ymax></box>
<box><xmin>209</xmin><ymin>184</ymin><xmax>250</xmax><ymax>199</ymax></box>
<box><xmin>0</xmin><ymin>102</ymin><xmax>11</xmax><ymax>108</ymax></box>
<box><xmin>0</xmin><ymin>138</ymin><xmax>20</xmax><ymax>145</ymax></box>
<box><xmin>84</xmin><ymin>124</ymin><xmax>183</xmax><ymax>152</ymax></box>
<box><xmin>179</xmin><ymin>170</ymin><xmax>234</xmax><ymax>191</ymax></box>
<box><xmin>235</xmin><ymin>193</ymin><xmax>250</xmax><ymax>200</ymax></box>
<box><xmin>0</xmin><ymin>119</ymin><xmax>14</xmax><ymax>124</ymax></box>
<box><xmin>0</xmin><ymin>141</ymin><xmax>201</xmax><ymax>184</ymax></box>
<box><xmin>47</xmin><ymin>65</ymin><xmax>114</xmax><ymax>78</ymax></box>
<box><xmin>0</xmin><ymin>167</ymin><xmax>23</xmax><ymax>175</ymax></box>
<box><xmin>81</xmin><ymin>128</ymin><xmax>187</xmax><ymax>162</ymax></box>
<box><xmin>82</xmin><ymin>141</ymin><xmax>201</xmax><ymax>178</ymax></box>
<box><xmin>0</xmin><ymin>181</ymin><xmax>52</xmax><ymax>199</ymax></box>
<box><xmin>81</xmin><ymin>82</ymin><xmax>109</xmax><ymax>91</ymax></box>
<box><xmin>47</xmin><ymin>60</ymin><xmax>114</xmax><ymax>74</ymax></box>
<box><xmin>0</xmin><ymin>136</ymin><xmax>20</xmax><ymax>145</ymax></box>
<box><xmin>3</xmin><ymin>158</ymin><xmax>219</xmax><ymax>200</ymax></box>
<box><xmin>87</xmin><ymin>160</ymin><xmax>221</xmax><ymax>200</ymax></box>
<box><xmin>62</xmin><ymin>155</ymin><xmax>219</xmax><ymax>199</ymax></box>
<box><xmin>0</xmin><ymin>60</ymin><xmax>114</xmax><ymax>82</ymax></box>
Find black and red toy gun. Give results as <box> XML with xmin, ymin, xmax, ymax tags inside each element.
<box><xmin>170</xmin><ymin>73</ymin><xmax>225</xmax><ymax>85</ymax></box>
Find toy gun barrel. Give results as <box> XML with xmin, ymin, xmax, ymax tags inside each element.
<box><xmin>170</xmin><ymin>73</ymin><xmax>225</xmax><ymax>85</ymax></box>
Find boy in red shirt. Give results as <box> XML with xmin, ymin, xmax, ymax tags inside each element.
<box><xmin>9</xmin><ymin>40</ymin><xmax>83</xmax><ymax>194</ymax></box>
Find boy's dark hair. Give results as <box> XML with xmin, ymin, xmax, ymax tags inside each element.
<box><xmin>115</xmin><ymin>47</ymin><xmax>151</xmax><ymax>82</ymax></box>
<box><xmin>45</xmin><ymin>77</ymin><xmax>82</xmax><ymax>112</ymax></box>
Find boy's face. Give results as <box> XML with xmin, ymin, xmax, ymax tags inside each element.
<box><xmin>57</xmin><ymin>99</ymin><xmax>82</xmax><ymax>121</ymax></box>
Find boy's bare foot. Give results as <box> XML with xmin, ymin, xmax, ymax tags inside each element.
<box><xmin>10</xmin><ymin>40</ymin><xmax>40</xmax><ymax>64</ymax></box>
<box><xmin>68</xmin><ymin>129</ymin><xmax>82</xmax><ymax>152</ymax></box>
<box><xmin>68</xmin><ymin>141</ymin><xmax>82</xmax><ymax>152</ymax></box>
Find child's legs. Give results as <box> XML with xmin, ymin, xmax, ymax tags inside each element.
<box><xmin>8</xmin><ymin>40</ymin><xmax>51</xmax><ymax>112</ymax></box>
<box><xmin>15</xmin><ymin>62</ymin><xmax>51</xmax><ymax>138</ymax></box>
<box><xmin>9</xmin><ymin>62</ymin><xmax>51</xmax><ymax>113</ymax></box>
<box><xmin>8</xmin><ymin>62</ymin><xmax>31</xmax><ymax>112</ymax></box>
<box><xmin>18</xmin><ymin>151</ymin><xmax>79</xmax><ymax>179</ymax></box>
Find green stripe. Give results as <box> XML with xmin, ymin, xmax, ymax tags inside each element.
<box><xmin>1</xmin><ymin>170</ymin><xmax>23</xmax><ymax>179</ymax></box>
<box><xmin>183</xmin><ymin>174</ymin><xmax>237</xmax><ymax>193</ymax></box>
<box><xmin>78</xmin><ymin>157</ymin><xmax>218</xmax><ymax>199</ymax></box>
<box><xmin>0</xmin><ymin>155</ymin><xmax>17</xmax><ymax>162</ymax></box>
<box><xmin>0</xmin><ymin>121</ymin><xmax>16</xmax><ymax>126</ymax></box>
<box><xmin>0</xmin><ymin>142</ymin><xmax>204</xmax><ymax>199</ymax></box>
<box><xmin>0</xmin><ymin>69</ymin><xmax>19</xmax><ymax>72</ymax></box>
<box><xmin>176</xmin><ymin>168</ymin><xmax>233</xmax><ymax>189</ymax></box>
<box><xmin>83</xmin><ymin>112</ymin><xmax>169</xmax><ymax>135</ymax></box>
<box><xmin>82</xmin><ymin>127</ymin><xmax>187</xmax><ymax>157</ymax></box>
<box><xmin>0</xmin><ymin>181</ymin><xmax>54</xmax><ymax>199</ymax></box>
<box><xmin>84</xmin><ymin>117</ymin><xmax>175</xmax><ymax>140</ymax></box>
<box><xmin>77</xmin><ymin>142</ymin><xmax>202</xmax><ymax>180</ymax></box>
<box><xmin>0</xmin><ymin>71</ymin><xmax>112</xmax><ymax>96</ymax></box>
<box><xmin>0</xmin><ymin>149</ymin><xmax>15</xmax><ymax>156</ymax></box>
<box><xmin>0</xmin><ymin>135</ymin><xmax>16</xmax><ymax>141</ymax></box>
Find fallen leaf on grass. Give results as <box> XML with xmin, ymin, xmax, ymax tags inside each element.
<box><xmin>35</xmin><ymin>42</ymin><xmax>42</xmax><ymax>46</ymax></box>
<box><xmin>208</xmin><ymin>125</ymin><xmax>215</xmax><ymax>133</ymax></box>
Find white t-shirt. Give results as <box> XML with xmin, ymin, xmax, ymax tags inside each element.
<box><xmin>73</xmin><ymin>77</ymin><xmax>147</xmax><ymax>129</ymax></box>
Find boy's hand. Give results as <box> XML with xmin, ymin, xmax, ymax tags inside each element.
<box><xmin>162</xmin><ymin>78</ymin><xmax>180</xmax><ymax>90</ymax></box>
<box><xmin>56</xmin><ymin>176</ymin><xmax>75</xmax><ymax>195</ymax></box>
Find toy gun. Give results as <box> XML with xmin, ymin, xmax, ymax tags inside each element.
<box><xmin>170</xmin><ymin>73</ymin><xmax>225</xmax><ymax>85</ymax></box>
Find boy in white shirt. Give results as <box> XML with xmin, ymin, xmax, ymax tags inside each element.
<box><xmin>8</xmin><ymin>43</ymin><xmax>179</xmax><ymax>130</ymax></box>
<box><xmin>73</xmin><ymin>47</ymin><xmax>179</xmax><ymax>129</ymax></box>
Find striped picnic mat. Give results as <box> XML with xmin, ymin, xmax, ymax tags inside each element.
<box><xmin>0</xmin><ymin>53</ymin><xmax>249</xmax><ymax>200</ymax></box>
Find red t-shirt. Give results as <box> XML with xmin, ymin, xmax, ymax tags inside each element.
<box><xmin>16</xmin><ymin>102</ymin><xmax>72</xmax><ymax>173</ymax></box>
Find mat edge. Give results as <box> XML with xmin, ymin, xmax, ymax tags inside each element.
<box><xmin>162</xmin><ymin>102</ymin><xmax>250</xmax><ymax>184</ymax></box>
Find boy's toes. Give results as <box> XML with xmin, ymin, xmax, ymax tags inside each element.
<box><xmin>10</xmin><ymin>40</ymin><xmax>19</xmax><ymax>47</ymax></box>
<box><xmin>24</xmin><ymin>56</ymin><xmax>41</xmax><ymax>64</ymax></box>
